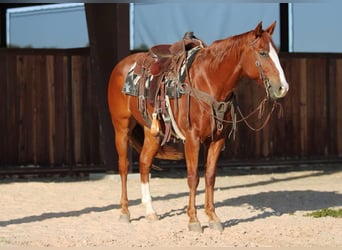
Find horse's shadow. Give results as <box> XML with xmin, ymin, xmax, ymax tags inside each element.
<box><xmin>155</xmin><ymin>169</ymin><xmax>342</xmax><ymax>226</ymax></box>
<box><xmin>0</xmin><ymin>204</ymin><xmax>120</xmax><ymax>227</ymax></box>
<box><xmin>153</xmin><ymin>189</ymin><xmax>342</xmax><ymax>227</ymax></box>
<box><xmin>218</xmin><ymin>189</ymin><xmax>342</xmax><ymax>227</ymax></box>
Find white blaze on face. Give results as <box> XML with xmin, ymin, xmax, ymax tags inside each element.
<box><xmin>269</xmin><ymin>42</ymin><xmax>289</xmax><ymax>93</ymax></box>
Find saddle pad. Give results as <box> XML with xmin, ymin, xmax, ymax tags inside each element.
<box><xmin>122</xmin><ymin>62</ymin><xmax>141</xmax><ymax>96</ymax></box>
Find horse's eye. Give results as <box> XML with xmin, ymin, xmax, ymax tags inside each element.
<box><xmin>259</xmin><ymin>51</ymin><xmax>267</xmax><ymax>57</ymax></box>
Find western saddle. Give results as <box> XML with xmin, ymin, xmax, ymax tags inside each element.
<box><xmin>129</xmin><ymin>32</ymin><xmax>206</xmax><ymax>144</ymax></box>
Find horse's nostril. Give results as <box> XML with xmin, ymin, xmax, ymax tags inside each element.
<box><xmin>276</xmin><ymin>85</ymin><xmax>288</xmax><ymax>98</ymax></box>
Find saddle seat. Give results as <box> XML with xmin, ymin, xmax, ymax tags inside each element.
<box><xmin>150</xmin><ymin>44</ymin><xmax>173</xmax><ymax>59</ymax></box>
<box><xmin>148</xmin><ymin>32</ymin><xmax>205</xmax><ymax>76</ymax></box>
<box><xmin>148</xmin><ymin>45</ymin><xmax>173</xmax><ymax>76</ymax></box>
<box><xmin>149</xmin><ymin>41</ymin><xmax>186</xmax><ymax>75</ymax></box>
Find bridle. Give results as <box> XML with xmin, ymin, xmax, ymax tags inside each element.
<box><xmin>231</xmin><ymin>39</ymin><xmax>284</xmax><ymax>134</ymax></box>
<box><xmin>255</xmin><ymin>60</ymin><xmax>271</xmax><ymax>99</ymax></box>
<box><xmin>250</xmin><ymin>37</ymin><xmax>272</xmax><ymax>99</ymax></box>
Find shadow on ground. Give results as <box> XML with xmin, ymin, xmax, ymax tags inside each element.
<box><xmin>1</xmin><ymin>167</ymin><xmax>341</xmax><ymax>228</ymax></box>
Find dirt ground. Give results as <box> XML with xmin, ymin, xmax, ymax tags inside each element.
<box><xmin>0</xmin><ymin>165</ymin><xmax>341</xmax><ymax>247</ymax></box>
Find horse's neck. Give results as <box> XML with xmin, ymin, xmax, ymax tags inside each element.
<box><xmin>195</xmin><ymin>39</ymin><xmax>246</xmax><ymax>100</ymax></box>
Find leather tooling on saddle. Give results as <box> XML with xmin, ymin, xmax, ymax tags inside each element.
<box><xmin>122</xmin><ymin>32</ymin><xmax>205</xmax><ymax>145</ymax></box>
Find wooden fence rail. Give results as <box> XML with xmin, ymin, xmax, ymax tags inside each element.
<box><xmin>0</xmin><ymin>49</ymin><xmax>341</xmax><ymax>173</ymax></box>
<box><xmin>0</xmin><ymin>48</ymin><xmax>101</xmax><ymax>172</ymax></box>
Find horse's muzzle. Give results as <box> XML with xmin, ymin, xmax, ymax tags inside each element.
<box><xmin>269</xmin><ymin>83</ymin><xmax>289</xmax><ymax>100</ymax></box>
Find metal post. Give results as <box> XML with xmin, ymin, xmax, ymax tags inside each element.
<box><xmin>280</xmin><ymin>3</ymin><xmax>289</xmax><ymax>53</ymax></box>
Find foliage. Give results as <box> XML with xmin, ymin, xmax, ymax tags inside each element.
<box><xmin>304</xmin><ymin>208</ymin><xmax>342</xmax><ymax>218</ymax></box>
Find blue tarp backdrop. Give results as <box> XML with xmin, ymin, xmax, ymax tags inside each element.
<box><xmin>5</xmin><ymin>3</ymin><xmax>342</xmax><ymax>52</ymax></box>
<box><xmin>132</xmin><ymin>3</ymin><xmax>280</xmax><ymax>50</ymax></box>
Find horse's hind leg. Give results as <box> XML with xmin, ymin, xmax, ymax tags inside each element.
<box><xmin>113</xmin><ymin>118</ymin><xmax>134</xmax><ymax>223</ymax></box>
<box><xmin>139</xmin><ymin>126</ymin><xmax>161</xmax><ymax>221</ymax></box>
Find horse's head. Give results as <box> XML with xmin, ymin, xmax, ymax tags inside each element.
<box><xmin>241</xmin><ymin>21</ymin><xmax>289</xmax><ymax>100</ymax></box>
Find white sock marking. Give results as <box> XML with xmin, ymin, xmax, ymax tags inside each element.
<box><xmin>141</xmin><ymin>183</ymin><xmax>155</xmax><ymax>215</ymax></box>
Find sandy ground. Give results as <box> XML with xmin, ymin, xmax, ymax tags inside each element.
<box><xmin>0</xmin><ymin>165</ymin><xmax>341</xmax><ymax>247</ymax></box>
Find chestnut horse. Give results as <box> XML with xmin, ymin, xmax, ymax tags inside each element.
<box><xmin>107</xmin><ymin>22</ymin><xmax>288</xmax><ymax>232</ymax></box>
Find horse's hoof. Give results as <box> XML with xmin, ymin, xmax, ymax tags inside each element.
<box><xmin>119</xmin><ymin>214</ymin><xmax>131</xmax><ymax>223</ymax></box>
<box><xmin>146</xmin><ymin>213</ymin><xmax>159</xmax><ymax>221</ymax></box>
<box><xmin>209</xmin><ymin>221</ymin><xmax>224</xmax><ymax>232</ymax></box>
<box><xmin>188</xmin><ymin>222</ymin><xmax>203</xmax><ymax>233</ymax></box>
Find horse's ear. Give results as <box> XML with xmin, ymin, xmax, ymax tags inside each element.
<box><xmin>265</xmin><ymin>21</ymin><xmax>276</xmax><ymax>36</ymax></box>
<box><xmin>254</xmin><ymin>21</ymin><xmax>263</xmax><ymax>37</ymax></box>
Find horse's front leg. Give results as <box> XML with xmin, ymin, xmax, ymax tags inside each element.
<box><xmin>184</xmin><ymin>135</ymin><xmax>202</xmax><ymax>232</ymax></box>
<box><xmin>204</xmin><ymin>138</ymin><xmax>225</xmax><ymax>232</ymax></box>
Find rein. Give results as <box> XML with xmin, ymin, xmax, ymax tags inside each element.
<box><xmin>180</xmin><ymin>81</ymin><xmax>283</xmax><ymax>139</ymax></box>
<box><xmin>235</xmin><ymin>97</ymin><xmax>283</xmax><ymax>132</ymax></box>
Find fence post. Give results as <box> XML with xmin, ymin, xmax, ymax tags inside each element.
<box><xmin>85</xmin><ymin>3</ymin><xmax>130</xmax><ymax>172</ymax></box>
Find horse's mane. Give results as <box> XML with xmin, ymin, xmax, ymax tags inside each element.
<box><xmin>207</xmin><ymin>30</ymin><xmax>253</xmax><ymax>70</ymax></box>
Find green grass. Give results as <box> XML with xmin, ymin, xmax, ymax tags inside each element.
<box><xmin>0</xmin><ymin>237</ymin><xmax>12</xmax><ymax>244</ymax></box>
<box><xmin>304</xmin><ymin>208</ymin><xmax>342</xmax><ymax>218</ymax></box>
